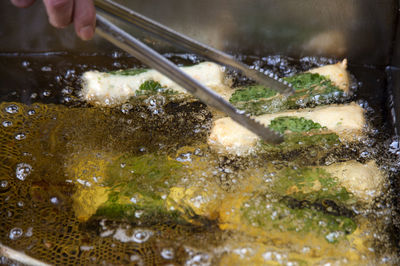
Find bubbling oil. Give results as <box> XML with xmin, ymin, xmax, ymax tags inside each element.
<box><xmin>0</xmin><ymin>53</ymin><xmax>399</xmax><ymax>265</ymax></box>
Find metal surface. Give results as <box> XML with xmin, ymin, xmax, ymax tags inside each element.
<box><xmin>95</xmin><ymin>0</ymin><xmax>293</xmax><ymax>95</ymax></box>
<box><xmin>96</xmin><ymin>14</ymin><xmax>283</xmax><ymax>144</ymax></box>
<box><xmin>388</xmin><ymin>2</ymin><xmax>400</xmax><ymax>134</ymax></box>
<box><xmin>0</xmin><ymin>0</ymin><xmax>397</xmax><ymax>66</ymax></box>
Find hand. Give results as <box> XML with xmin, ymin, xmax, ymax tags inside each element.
<box><xmin>11</xmin><ymin>0</ymin><xmax>96</xmax><ymax>40</ymax></box>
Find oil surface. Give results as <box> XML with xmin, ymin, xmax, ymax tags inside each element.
<box><xmin>0</xmin><ymin>53</ymin><xmax>399</xmax><ymax>265</ymax></box>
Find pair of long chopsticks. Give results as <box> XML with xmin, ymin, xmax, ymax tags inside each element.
<box><xmin>94</xmin><ymin>0</ymin><xmax>292</xmax><ymax>144</ymax></box>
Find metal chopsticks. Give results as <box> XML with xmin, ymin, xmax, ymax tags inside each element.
<box><xmin>94</xmin><ymin>0</ymin><xmax>294</xmax><ymax>96</ymax></box>
<box><xmin>94</xmin><ymin>1</ymin><xmax>284</xmax><ymax>144</ymax></box>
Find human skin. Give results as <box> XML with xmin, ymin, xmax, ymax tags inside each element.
<box><xmin>10</xmin><ymin>0</ymin><xmax>96</xmax><ymax>40</ymax></box>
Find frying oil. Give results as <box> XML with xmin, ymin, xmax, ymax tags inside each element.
<box><xmin>0</xmin><ymin>53</ymin><xmax>399</xmax><ymax>265</ymax></box>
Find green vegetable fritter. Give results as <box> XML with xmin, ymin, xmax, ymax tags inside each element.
<box><xmin>135</xmin><ymin>80</ymin><xmax>177</xmax><ymax>96</ymax></box>
<box><xmin>272</xmin><ymin>167</ymin><xmax>354</xmax><ymax>204</ymax></box>
<box><xmin>241</xmin><ymin>196</ymin><xmax>357</xmax><ymax>243</ymax></box>
<box><xmin>229</xmin><ymin>85</ymin><xmax>278</xmax><ymax>103</ymax></box>
<box><xmin>269</xmin><ymin>116</ymin><xmax>324</xmax><ymax>134</ymax></box>
<box><xmin>94</xmin><ymin>154</ymin><xmax>189</xmax><ymax>224</ymax></box>
<box><xmin>230</xmin><ymin>73</ymin><xmax>345</xmax><ymax>115</ymax></box>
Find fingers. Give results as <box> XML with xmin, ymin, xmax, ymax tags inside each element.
<box><xmin>11</xmin><ymin>0</ymin><xmax>36</xmax><ymax>8</ymax></box>
<box><xmin>14</xmin><ymin>0</ymin><xmax>96</xmax><ymax>41</ymax></box>
<box><xmin>73</xmin><ymin>0</ymin><xmax>96</xmax><ymax>40</ymax></box>
<box><xmin>42</xmin><ymin>0</ymin><xmax>74</xmax><ymax>28</ymax></box>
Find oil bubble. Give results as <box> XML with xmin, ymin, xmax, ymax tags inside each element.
<box><xmin>27</xmin><ymin>110</ymin><xmax>36</xmax><ymax>116</ymax></box>
<box><xmin>325</xmin><ymin>231</ymin><xmax>342</xmax><ymax>243</ymax></box>
<box><xmin>262</xmin><ymin>251</ymin><xmax>287</xmax><ymax>263</ymax></box>
<box><xmin>0</xmin><ymin>180</ymin><xmax>8</xmax><ymax>188</ymax></box>
<box><xmin>161</xmin><ymin>247</ymin><xmax>174</xmax><ymax>260</ymax></box>
<box><xmin>63</xmin><ymin>96</ymin><xmax>74</xmax><ymax>103</ymax></box>
<box><xmin>176</xmin><ymin>152</ymin><xmax>192</xmax><ymax>162</ymax></box>
<box><xmin>15</xmin><ymin>163</ymin><xmax>32</xmax><ymax>181</ymax></box>
<box><xmin>113</xmin><ymin>228</ymin><xmax>153</xmax><ymax>243</ymax></box>
<box><xmin>130</xmin><ymin>196</ymin><xmax>138</xmax><ymax>204</ymax></box>
<box><xmin>133</xmin><ymin>229</ymin><xmax>153</xmax><ymax>243</ymax></box>
<box><xmin>134</xmin><ymin>210</ymin><xmax>144</xmax><ymax>218</ymax></box>
<box><xmin>121</xmin><ymin>103</ymin><xmax>133</xmax><ymax>114</ymax></box>
<box><xmin>21</xmin><ymin>61</ymin><xmax>30</xmax><ymax>67</ymax></box>
<box><xmin>15</xmin><ymin>133</ymin><xmax>26</xmax><ymax>140</ymax></box>
<box><xmin>50</xmin><ymin>196</ymin><xmax>59</xmax><ymax>205</ymax></box>
<box><xmin>61</xmin><ymin>87</ymin><xmax>73</xmax><ymax>95</ymax></box>
<box><xmin>55</xmin><ymin>75</ymin><xmax>63</xmax><ymax>84</ymax></box>
<box><xmin>9</xmin><ymin>228</ymin><xmax>23</xmax><ymax>240</ymax></box>
<box><xmin>0</xmin><ymin>180</ymin><xmax>9</xmax><ymax>193</ymax></box>
<box><xmin>25</xmin><ymin>227</ymin><xmax>33</xmax><ymax>237</ymax></box>
<box><xmin>2</xmin><ymin>121</ymin><xmax>12</xmax><ymax>127</ymax></box>
<box><xmin>65</xmin><ymin>69</ymin><xmax>76</xmax><ymax>79</ymax></box>
<box><xmin>41</xmin><ymin>66</ymin><xmax>52</xmax><ymax>72</ymax></box>
<box><xmin>112</xmin><ymin>51</ymin><xmax>122</xmax><ymax>58</ymax></box>
<box><xmin>5</xmin><ymin>104</ymin><xmax>19</xmax><ymax>114</ymax></box>
<box><xmin>185</xmin><ymin>247</ymin><xmax>211</xmax><ymax>266</ymax></box>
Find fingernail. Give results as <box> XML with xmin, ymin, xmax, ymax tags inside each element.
<box><xmin>79</xmin><ymin>25</ymin><xmax>94</xmax><ymax>41</ymax></box>
<box><xmin>49</xmin><ymin>18</ymin><xmax>67</xmax><ymax>29</ymax></box>
<box><xmin>11</xmin><ymin>0</ymin><xmax>34</xmax><ymax>8</ymax></box>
